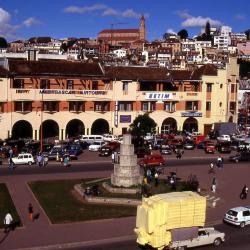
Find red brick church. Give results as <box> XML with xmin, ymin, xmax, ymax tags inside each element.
<box><xmin>98</xmin><ymin>15</ymin><xmax>146</xmax><ymax>46</ymax></box>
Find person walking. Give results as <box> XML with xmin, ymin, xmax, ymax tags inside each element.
<box><xmin>208</xmin><ymin>162</ymin><xmax>215</xmax><ymax>174</ymax></box>
<box><xmin>28</xmin><ymin>203</ymin><xmax>33</xmax><ymax>221</ymax></box>
<box><xmin>211</xmin><ymin>177</ymin><xmax>217</xmax><ymax>193</ymax></box>
<box><xmin>37</xmin><ymin>154</ymin><xmax>42</xmax><ymax>167</ymax></box>
<box><xmin>217</xmin><ymin>156</ymin><xmax>223</xmax><ymax>168</ymax></box>
<box><xmin>154</xmin><ymin>172</ymin><xmax>159</xmax><ymax>187</ymax></box>
<box><xmin>111</xmin><ymin>152</ymin><xmax>115</xmax><ymax>163</ymax></box>
<box><xmin>240</xmin><ymin>185</ymin><xmax>248</xmax><ymax>199</ymax></box>
<box><xmin>4</xmin><ymin>211</ymin><xmax>13</xmax><ymax>233</ymax></box>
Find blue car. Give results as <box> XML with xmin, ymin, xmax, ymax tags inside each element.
<box><xmin>66</xmin><ymin>144</ymin><xmax>83</xmax><ymax>159</ymax></box>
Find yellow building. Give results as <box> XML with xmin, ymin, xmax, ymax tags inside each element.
<box><xmin>0</xmin><ymin>57</ymin><xmax>238</xmax><ymax>140</ymax></box>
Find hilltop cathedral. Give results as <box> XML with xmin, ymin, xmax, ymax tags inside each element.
<box><xmin>98</xmin><ymin>15</ymin><xmax>146</xmax><ymax>46</ymax></box>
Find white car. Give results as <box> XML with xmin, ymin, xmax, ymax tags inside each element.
<box><xmin>217</xmin><ymin>134</ymin><xmax>231</xmax><ymax>142</ymax></box>
<box><xmin>103</xmin><ymin>134</ymin><xmax>117</xmax><ymax>142</ymax></box>
<box><xmin>88</xmin><ymin>142</ymin><xmax>106</xmax><ymax>152</ymax></box>
<box><xmin>12</xmin><ymin>153</ymin><xmax>35</xmax><ymax>165</ymax></box>
<box><xmin>224</xmin><ymin>206</ymin><xmax>250</xmax><ymax>228</ymax></box>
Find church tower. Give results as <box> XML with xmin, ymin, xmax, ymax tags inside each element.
<box><xmin>139</xmin><ymin>15</ymin><xmax>146</xmax><ymax>41</ymax></box>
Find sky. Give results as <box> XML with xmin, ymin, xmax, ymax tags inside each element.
<box><xmin>0</xmin><ymin>0</ymin><xmax>250</xmax><ymax>42</ymax></box>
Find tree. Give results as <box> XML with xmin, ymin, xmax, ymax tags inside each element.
<box><xmin>205</xmin><ymin>21</ymin><xmax>211</xmax><ymax>37</ymax></box>
<box><xmin>129</xmin><ymin>113</ymin><xmax>157</xmax><ymax>137</ymax></box>
<box><xmin>177</xmin><ymin>29</ymin><xmax>188</xmax><ymax>40</ymax></box>
<box><xmin>0</xmin><ymin>37</ymin><xmax>7</xmax><ymax>48</ymax></box>
<box><xmin>245</xmin><ymin>29</ymin><xmax>250</xmax><ymax>40</ymax></box>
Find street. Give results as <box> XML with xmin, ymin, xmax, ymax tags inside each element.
<box><xmin>65</xmin><ymin>223</ymin><xmax>250</xmax><ymax>250</ymax></box>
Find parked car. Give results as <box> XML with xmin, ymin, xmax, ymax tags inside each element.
<box><xmin>12</xmin><ymin>153</ymin><xmax>35</xmax><ymax>165</ymax></box>
<box><xmin>66</xmin><ymin>144</ymin><xmax>83</xmax><ymax>159</ymax></box>
<box><xmin>106</xmin><ymin>141</ymin><xmax>120</xmax><ymax>151</ymax></box>
<box><xmin>216</xmin><ymin>141</ymin><xmax>231</xmax><ymax>153</ymax></box>
<box><xmin>46</xmin><ymin>145</ymin><xmax>66</xmax><ymax>160</ymax></box>
<box><xmin>197</xmin><ymin>140</ymin><xmax>212</xmax><ymax>149</ymax></box>
<box><xmin>88</xmin><ymin>141</ymin><xmax>106</xmax><ymax>152</ymax></box>
<box><xmin>205</xmin><ymin>142</ymin><xmax>216</xmax><ymax>153</ymax></box>
<box><xmin>160</xmin><ymin>144</ymin><xmax>172</xmax><ymax>155</ymax></box>
<box><xmin>224</xmin><ymin>206</ymin><xmax>250</xmax><ymax>227</ymax></box>
<box><xmin>229</xmin><ymin>152</ymin><xmax>250</xmax><ymax>163</ymax></box>
<box><xmin>217</xmin><ymin>134</ymin><xmax>231</xmax><ymax>142</ymax></box>
<box><xmin>103</xmin><ymin>134</ymin><xmax>117</xmax><ymax>142</ymax></box>
<box><xmin>138</xmin><ymin>154</ymin><xmax>166</xmax><ymax>167</ymax></box>
<box><xmin>99</xmin><ymin>146</ymin><xmax>112</xmax><ymax>157</ymax></box>
<box><xmin>183</xmin><ymin>140</ymin><xmax>195</xmax><ymax>150</ymax></box>
<box><xmin>238</xmin><ymin>141</ymin><xmax>250</xmax><ymax>151</ymax></box>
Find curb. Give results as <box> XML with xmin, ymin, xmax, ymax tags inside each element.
<box><xmin>16</xmin><ymin>219</ymin><xmax>223</xmax><ymax>250</ymax></box>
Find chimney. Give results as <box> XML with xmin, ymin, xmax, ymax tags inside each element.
<box><xmin>27</xmin><ymin>49</ymin><xmax>38</xmax><ymax>61</ymax></box>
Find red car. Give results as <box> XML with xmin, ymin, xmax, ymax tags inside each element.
<box><xmin>205</xmin><ymin>142</ymin><xmax>215</xmax><ymax>153</ymax></box>
<box><xmin>138</xmin><ymin>154</ymin><xmax>166</xmax><ymax>167</ymax></box>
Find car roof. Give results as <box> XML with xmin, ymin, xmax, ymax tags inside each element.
<box><xmin>228</xmin><ymin>206</ymin><xmax>250</xmax><ymax>212</ymax></box>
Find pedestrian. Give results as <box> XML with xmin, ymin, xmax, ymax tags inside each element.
<box><xmin>28</xmin><ymin>203</ymin><xmax>33</xmax><ymax>221</ymax></box>
<box><xmin>37</xmin><ymin>154</ymin><xmax>42</xmax><ymax>167</ymax></box>
<box><xmin>217</xmin><ymin>156</ymin><xmax>223</xmax><ymax>168</ymax></box>
<box><xmin>146</xmin><ymin>168</ymin><xmax>152</xmax><ymax>183</ymax></box>
<box><xmin>63</xmin><ymin>154</ymin><xmax>70</xmax><ymax>167</ymax></box>
<box><xmin>8</xmin><ymin>148</ymin><xmax>13</xmax><ymax>158</ymax></box>
<box><xmin>208</xmin><ymin>162</ymin><xmax>215</xmax><ymax>174</ymax></box>
<box><xmin>56</xmin><ymin>152</ymin><xmax>60</xmax><ymax>162</ymax></box>
<box><xmin>8</xmin><ymin>157</ymin><xmax>14</xmax><ymax>170</ymax></box>
<box><xmin>4</xmin><ymin>211</ymin><xmax>13</xmax><ymax>233</ymax></box>
<box><xmin>211</xmin><ymin>177</ymin><xmax>217</xmax><ymax>193</ymax></box>
<box><xmin>111</xmin><ymin>152</ymin><xmax>115</xmax><ymax>163</ymax></box>
<box><xmin>240</xmin><ymin>185</ymin><xmax>248</xmax><ymax>199</ymax></box>
<box><xmin>154</xmin><ymin>172</ymin><xmax>159</xmax><ymax>187</ymax></box>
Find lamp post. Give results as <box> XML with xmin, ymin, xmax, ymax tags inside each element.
<box><xmin>40</xmin><ymin>90</ymin><xmax>43</xmax><ymax>153</ymax></box>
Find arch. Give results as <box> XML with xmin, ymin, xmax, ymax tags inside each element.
<box><xmin>40</xmin><ymin>119</ymin><xmax>59</xmax><ymax>139</ymax></box>
<box><xmin>161</xmin><ymin>118</ymin><xmax>177</xmax><ymax>134</ymax></box>
<box><xmin>91</xmin><ymin>119</ymin><xmax>109</xmax><ymax>135</ymax></box>
<box><xmin>183</xmin><ymin>117</ymin><xmax>198</xmax><ymax>132</ymax></box>
<box><xmin>228</xmin><ymin>116</ymin><xmax>233</xmax><ymax>123</ymax></box>
<box><xmin>12</xmin><ymin>120</ymin><xmax>33</xmax><ymax>139</ymax></box>
<box><xmin>66</xmin><ymin>119</ymin><xmax>85</xmax><ymax>138</ymax></box>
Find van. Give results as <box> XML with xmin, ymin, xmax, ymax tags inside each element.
<box><xmin>79</xmin><ymin>135</ymin><xmax>104</xmax><ymax>144</ymax></box>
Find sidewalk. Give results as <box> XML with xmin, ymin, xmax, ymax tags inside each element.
<box><xmin>1</xmin><ymin>163</ymin><xmax>249</xmax><ymax>250</ymax></box>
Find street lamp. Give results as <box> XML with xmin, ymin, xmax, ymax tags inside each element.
<box><xmin>40</xmin><ymin>90</ymin><xmax>44</xmax><ymax>153</ymax></box>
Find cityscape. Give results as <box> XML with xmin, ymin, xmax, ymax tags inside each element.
<box><xmin>0</xmin><ymin>1</ymin><xmax>250</xmax><ymax>250</ymax></box>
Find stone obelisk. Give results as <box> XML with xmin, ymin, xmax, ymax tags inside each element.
<box><xmin>111</xmin><ymin>134</ymin><xmax>142</xmax><ymax>188</ymax></box>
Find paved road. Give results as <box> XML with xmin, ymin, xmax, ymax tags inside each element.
<box><xmin>0</xmin><ymin>157</ymin><xmax>242</xmax><ymax>176</ymax></box>
<box><xmin>65</xmin><ymin>223</ymin><xmax>250</xmax><ymax>250</ymax></box>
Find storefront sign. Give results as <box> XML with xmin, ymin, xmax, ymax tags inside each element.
<box><xmin>181</xmin><ymin>112</ymin><xmax>202</xmax><ymax>117</ymax></box>
<box><xmin>120</xmin><ymin>115</ymin><xmax>131</xmax><ymax>123</ymax></box>
<box><xmin>16</xmin><ymin>89</ymin><xmax>30</xmax><ymax>94</ymax></box>
<box><xmin>39</xmin><ymin>89</ymin><xmax>107</xmax><ymax>95</ymax></box>
<box><xmin>145</xmin><ymin>92</ymin><xmax>178</xmax><ymax>100</ymax></box>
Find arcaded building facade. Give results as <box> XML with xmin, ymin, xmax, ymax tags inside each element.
<box><xmin>0</xmin><ymin>57</ymin><xmax>239</xmax><ymax>140</ymax></box>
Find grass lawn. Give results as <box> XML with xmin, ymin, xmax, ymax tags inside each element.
<box><xmin>0</xmin><ymin>183</ymin><xmax>21</xmax><ymax>228</ymax></box>
<box><xmin>29</xmin><ymin>179</ymin><xmax>137</xmax><ymax>224</ymax></box>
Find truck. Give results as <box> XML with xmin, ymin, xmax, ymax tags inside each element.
<box><xmin>134</xmin><ymin>192</ymin><xmax>225</xmax><ymax>250</ymax></box>
<box><xmin>210</xmin><ymin>122</ymin><xmax>237</xmax><ymax>138</ymax></box>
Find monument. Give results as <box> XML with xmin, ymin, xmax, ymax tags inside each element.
<box><xmin>111</xmin><ymin>134</ymin><xmax>142</xmax><ymax>188</ymax></box>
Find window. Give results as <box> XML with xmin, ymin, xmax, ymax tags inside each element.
<box><xmin>219</xmin><ymin>102</ymin><xmax>222</xmax><ymax>107</ymax></box>
<box><xmin>220</xmin><ymin>84</ymin><xmax>223</xmax><ymax>89</ymax></box>
<box><xmin>40</xmin><ymin>79</ymin><xmax>50</xmax><ymax>89</ymax></box>
<box><xmin>118</xmin><ymin>102</ymin><xmax>133</xmax><ymax>111</ymax></box>
<box><xmin>186</xmin><ymin>101</ymin><xmax>198</xmax><ymax>111</ymax></box>
<box><xmin>243</xmin><ymin>211</ymin><xmax>250</xmax><ymax>217</ymax></box>
<box><xmin>94</xmin><ymin>101</ymin><xmax>110</xmax><ymax>112</ymax></box>
<box><xmin>43</xmin><ymin>101</ymin><xmax>59</xmax><ymax>112</ymax></box>
<box><xmin>206</xmin><ymin>101</ymin><xmax>211</xmax><ymax>111</ymax></box>
<box><xmin>13</xmin><ymin>79</ymin><xmax>24</xmax><ymax>89</ymax></box>
<box><xmin>122</xmin><ymin>81</ymin><xmax>129</xmax><ymax>92</ymax></box>
<box><xmin>0</xmin><ymin>103</ymin><xmax>4</xmax><ymax>113</ymax></box>
<box><xmin>14</xmin><ymin>101</ymin><xmax>32</xmax><ymax>112</ymax></box>
<box><xmin>69</xmin><ymin>101</ymin><xmax>84</xmax><ymax>112</ymax></box>
<box><xmin>92</xmin><ymin>81</ymin><xmax>98</xmax><ymax>90</ymax></box>
<box><xmin>67</xmin><ymin>80</ymin><xmax>74</xmax><ymax>89</ymax></box>
<box><xmin>164</xmin><ymin>102</ymin><xmax>176</xmax><ymax>112</ymax></box>
<box><xmin>141</xmin><ymin>102</ymin><xmax>156</xmax><ymax>112</ymax></box>
<box><xmin>230</xmin><ymin>102</ymin><xmax>236</xmax><ymax>112</ymax></box>
<box><xmin>206</xmin><ymin>83</ymin><xmax>212</xmax><ymax>92</ymax></box>
<box><xmin>231</xmin><ymin>84</ymin><xmax>236</xmax><ymax>93</ymax></box>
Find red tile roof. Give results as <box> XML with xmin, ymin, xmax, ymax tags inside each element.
<box><xmin>8</xmin><ymin>60</ymin><xmax>104</xmax><ymax>77</ymax></box>
<box><xmin>99</xmin><ymin>29</ymin><xmax>139</xmax><ymax>34</ymax></box>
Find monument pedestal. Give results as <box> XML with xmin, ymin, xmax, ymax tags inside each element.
<box><xmin>111</xmin><ymin>134</ymin><xmax>142</xmax><ymax>188</ymax></box>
